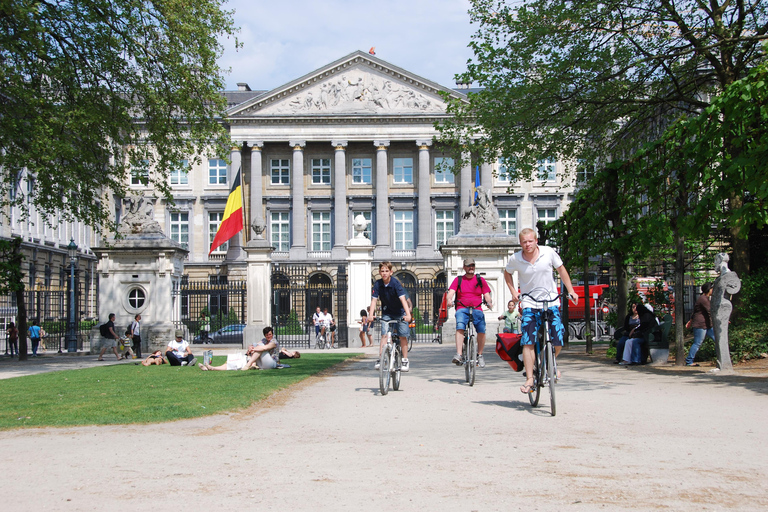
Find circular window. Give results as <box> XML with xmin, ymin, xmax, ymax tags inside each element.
<box><xmin>128</xmin><ymin>288</ymin><xmax>146</xmax><ymax>309</ymax></box>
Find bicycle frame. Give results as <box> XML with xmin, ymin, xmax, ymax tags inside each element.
<box><xmin>456</xmin><ymin>302</ymin><xmax>481</xmax><ymax>386</ymax></box>
<box><xmin>379</xmin><ymin>320</ymin><xmax>404</xmax><ymax>395</ymax></box>
<box><xmin>520</xmin><ymin>292</ymin><xmax>563</xmax><ymax>416</ymax></box>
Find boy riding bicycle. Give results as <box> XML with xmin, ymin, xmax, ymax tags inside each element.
<box><xmin>446</xmin><ymin>258</ymin><xmax>493</xmax><ymax>368</ymax></box>
<box><xmin>504</xmin><ymin>228</ymin><xmax>578</xmax><ymax>394</ymax></box>
<box><xmin>369</xmin><ymin>261</ymin><xmax>412</xmax><ymax>372</ymax></box>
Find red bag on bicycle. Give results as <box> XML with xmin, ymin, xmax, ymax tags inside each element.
<box><xmin>496</xmin><ymin>333</ymin><xmax>524</xmax><ymax>372</ymax></box>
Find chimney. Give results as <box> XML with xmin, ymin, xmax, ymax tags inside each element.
<box><xmin>237</xmin><ymin>83</ymin><xmax>251</xmax><ymax>91</ymax></box>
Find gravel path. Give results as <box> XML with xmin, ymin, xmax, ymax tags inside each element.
<box><xmin>1</xmin><ymin>344</ymin><xmax>767</xmax><ymax>511</ymax></box>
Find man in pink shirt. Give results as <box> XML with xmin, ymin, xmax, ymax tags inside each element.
<box><xmin>446</xmin><ymin>258</ymin><xmax>493</xmax><ymax>368</ymax></box>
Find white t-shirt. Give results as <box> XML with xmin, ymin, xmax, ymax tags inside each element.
<box><xmin>505</xmin><ymin>245</ymin><xmax>564</xmax><ymax>309</ymax></box>
<box><xmin>167</xmin><ymin>338</ymin><xmax>189</xmax><ymax>358</ymax></box>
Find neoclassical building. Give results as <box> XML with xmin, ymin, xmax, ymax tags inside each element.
<box><xmin>145</xmin><ymin>51</ymin><xmax>575</xmax><ymax>281</ymax></box>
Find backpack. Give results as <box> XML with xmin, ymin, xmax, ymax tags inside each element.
<box><xmin>456</xmin><ymin>274</ymin><xmax>485</xmax><ymax>304</ymax></box>
<box><xmin>99</xmin><ymin>323</ymin><xmax>111</xmax><ymax>338</ymax></box>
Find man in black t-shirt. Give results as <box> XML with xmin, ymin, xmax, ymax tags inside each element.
<box><xmin>368</xmin><ymin>261</ymin><xmax>412</xmax><ymax>371</ymax></box>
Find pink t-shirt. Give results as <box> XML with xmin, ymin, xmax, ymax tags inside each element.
<box><xmin>449</xmin><ymin>274</ymin><xmax>491</xmax><ymax>309</ymax></box>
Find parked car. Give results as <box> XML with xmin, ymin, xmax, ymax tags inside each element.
<box><xmin>193</xmin><ymin>324</ymin><xmax>245</xmax><ymax>344</ymax></box>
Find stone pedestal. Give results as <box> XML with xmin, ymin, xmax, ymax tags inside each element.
<box><xmin>244</xmin><ymin>238</ymin><xmax>274</xmax><ymax>347</ymax></box>
<box><xmin>346</xmin><ymin>237</ymin><xmax>374</xmax><ymax>348</ymax></box>
<box><xmin>93</xmin><ymin>235</ymin><xmax>188</xmax><ymax>353</ymax></box>
<box><xmin>440</xmin><ymin>234</ymin><xmax>518</xmax><ymax>336</ymax></box>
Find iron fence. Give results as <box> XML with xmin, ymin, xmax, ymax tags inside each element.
<box><xmin>171</xmin><ymin>278</ymin><xmax>247</xmax><ymax>343</ymax></box>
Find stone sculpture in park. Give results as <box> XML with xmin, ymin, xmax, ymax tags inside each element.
<box><xmin>711</xmin><ymin>253</ymin><xmax>741</xmax><ymax>372</ymax></box>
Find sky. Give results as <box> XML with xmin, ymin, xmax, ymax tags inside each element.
<box><xmin>217</xmin><ymin>0</ymin><xmax>477</xmax><ymax>92</ymax></box>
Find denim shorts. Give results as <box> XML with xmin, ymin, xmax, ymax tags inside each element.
<box><xmin>455</xmin><ymin>308</ymin><xmax>486</xmax><ymax>334</ymax></box>
<box><xmin>380</xmin><ymin>315</ymin><xmax>410</xmax><ymax>338</ymax></box>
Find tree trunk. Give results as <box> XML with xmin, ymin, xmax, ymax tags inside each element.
<box><xmin>584</xmin><ymin>255</ymin><xmax>591</xmax><ymax>354</ymax></box>
<box><xmin>613</xmin><ymin>252</ymin><xmax>628</xmax><ymax>322</ymax></box>
<box><xmin>675</xmin><ymin>232</ymin><xmax>686</xmax><ymax>366</ymax></box>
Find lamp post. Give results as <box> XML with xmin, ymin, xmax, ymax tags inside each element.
<box><xmin>65</xmin><ymin>239</ymin><xmax>78</xmax><ymax>353</ymax></box>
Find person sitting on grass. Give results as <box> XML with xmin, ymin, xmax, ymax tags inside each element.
<box><xmin>140</xmin><ymin>350</ymin><xmax>166</xmax><ymax>366</ymax></box>
<box><xmin>200</xmin><ymin>327</ymin><xmax>294</xmax><ymax>371</ymax></box>
<box><xmin>165</xmin><ymin>330</ymin><xmax>197</xmax><ymax>366</ymax></box>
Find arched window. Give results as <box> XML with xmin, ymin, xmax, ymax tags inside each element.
<box><xmin>307</xmin><ymin>273</ymin><xmax>333</xmax><ymax>320</ymax></box>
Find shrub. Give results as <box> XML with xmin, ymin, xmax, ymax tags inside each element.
<box><xmin>686</xmin><ymin>320</ymin><xmax>768</xmax><ymax>364</ymax></box>
<box><xmin>738</xmin><ymin>271</ymin><xmax>768</xmax><ymax>324</ymax></box>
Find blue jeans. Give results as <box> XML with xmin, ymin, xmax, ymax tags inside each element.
<box><xmin>686</xmin><ymin>327</ymin><xmax>714</xmax><ymax>365</ymax></box>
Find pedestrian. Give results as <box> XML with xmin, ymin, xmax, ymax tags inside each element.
<box><xmin>98</xmin><ymin>313</ymin><xmax>123</xmax><ymax>361</ymax></box>
<box><xmin>685</xmin><ymin>282</ymin><xmax>714</xmax><ymax>366</ymax></box>
<box><xmin>28</xmin><ymin>319</ymin><xmax>42</xmax><ymax>357</ymax></box>
<box><xmin>130</xmin><ymin>313</ymin><xmax>142</xmax><ymax>358</ymax></box>
<box><xmin>6</xmin><ymin>322</ymin><xmax>19</xmax><ymax>357</ymax></box>
<box><xmin>359</xmin><ymin>309</ymin><xmax>373</xmax><ymax>347</ymax></box>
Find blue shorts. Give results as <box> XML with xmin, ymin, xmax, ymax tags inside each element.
<box><xmin>380</xmin><ymin>315</ymin><xmax>410</xmax><ymax>339</ymax></box>
<box><xmin>455</xmin><ymin>308</ymin><xmax>486</xmax><ymax>334</ymax></box>
<box><xmin>520</xmin><ymin>307</ymin><xmax>564</xmax><ymax>347</ymax></box>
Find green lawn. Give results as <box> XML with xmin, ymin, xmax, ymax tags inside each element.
<box><xmin>0</xmin><ymin>353</ymin><xmax>359</xmax><ymax>430</ymax></box>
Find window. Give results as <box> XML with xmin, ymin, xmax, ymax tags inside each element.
<box><xmin>537</xmin><ymin>208</ymin><xmax>557</xmax><ymax>224</ymax></box>
<box><xmin>434</xmin><ymin>157</ymin><xmax>455</xmax><ymax>184</ymax></box>
<box><xmin>498</xmin><ymin>157</ymin><xmax>515</xmax><ymax>183</ymax></box>
<box><xmin>208</xmin><ymin>212</ymin><xmax>228</xmax><ymax>253</ymax></box>
<box><xmin>311</xmin><ymin>212</ymin><xmax>331</xmax><ymax>251</ymax></box>
<box><xmin>131</xmin><ymin>160</ymin><xmax>149</xmax><ymax>186</ymax></box>
<box><xmin>271</xmin><ymin>159</ymin><xmax>290</xmax><ymax>185</ymax></box>
<box><xmin>353</xmin><ymin>211</ymin><xmax>372</xmax><ymax>240</ymax></box>
<box><xmin>311</xmin><ymin>158</ymin><xmax>331</xmax><ymax>185</ymax></box>
<box><xmin>169</xmin><ymin>211</ymin><xmax>189</xmax><ymax>249</ymax></box>
<box><xmin>208</xmin><ymin>159</ymin><xmax>227</xmax><ymax>185</ymax></box>
<box><xmin>435</xmin><ymin>210</ymin><xmax>454</xmax><ymax>248</ymax></box>
<box><xmin>271</xmin><ymin>212</ymin><xmax>290</xmax><ymax>252</ymax></box>
<box><xmin>352</xmin><ymin>158</ymin><xmax>372</xmax><ymax>184</ymax></box>
<box><xmin>498</xmin><ymin>209</ymin><xmax>517</xmax><ymax>237</ymax></box>
<box><xmin>394</xmin><ymin>211</ymin><xmax>414</xmax><ymax>250</ymax></box>
<box><xmin>577</xmin><ymin>160</ymin><xmax>595</xmax><ymax>183</ymax></box>
<box><xmin>537</xmin><ymin>158</ymin><xmax>556</xmax><ymax>182</ymax></box>
<box><xmin>393</xmin><ymin>158</ymin><xmax>413</xmax><ymax>184</ymax></box>
<box><xmin>128</xmin><ymin>288</ymin><xmax>146</xmax><ymax>309</ymax></box>
<box><xmin>171</xmin><ymin>159</ymin><xmax>189</xmax><ymax>185</ymax></box>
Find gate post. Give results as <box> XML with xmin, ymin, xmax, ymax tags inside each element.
<box><xmin>244</xmin><ymin>237</ymin><xmax>274</xmax><ymax>348</ymax></box>
<box><xmin>346</xmin><ymin>215</ymin><xmax>374</xmax><ymax>348</ymax></box>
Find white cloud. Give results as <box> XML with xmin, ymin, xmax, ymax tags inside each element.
<box><xmin>218</xmin><ymin>0</ymin><xmax>475</xmax><ymax>91</ymax></box>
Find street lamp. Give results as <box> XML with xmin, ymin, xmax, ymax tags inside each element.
<box><xmin>65</xmin><ymin>238</ymin><xmax>78</xmax><ymax>353</ymax></box>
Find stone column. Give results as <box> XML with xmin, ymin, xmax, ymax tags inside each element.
<box><xmin>416</xmin><ymin>140</ymin><xmax>433</xmax><ymax>259</ymax></box>
<box><xmin>243</xmin><ymin>238</ymin><xmax>274</xmax><ymax>348</ymax></box>
<box><xmin>290</xmin><ymin>140</ymin><xmax>307</xmax><ymax>259</ymax></box>
<box><xmin>481</xmin><ymin>161</ymin><xmax>493</xmax><ymax>192</ymax></box>
<box><xmin>374</xmin><ymin>140</ymin><xmax>390</xmax><ymax>259</ymax></box>
<box><xmin>346</xmin><ymin>234</ymin><xmax>374</xmax><ymax>348</ymax></box>
<box><xmin>226</xmin><ymin>143</ymin><xmax>246</xmax><ymax>261</ymax></box>
<box><xmin>248</xmin><ymin>141</ymin><xmax>265</xmax><ymax>241</ymax></box>
<box><xmin>332</xmin><ymin>141</ymin><xmax>348</xmax><ymax>259</ymax></box>
<box><xmin>460</xmin><ymin>151</ymin><xmax>472</xmax><ymax>218</ymax></box>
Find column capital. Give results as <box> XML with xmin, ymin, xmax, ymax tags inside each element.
<box><xmin>289</xmin><ymin>140</ymin><xmax>306</xmax><ymax>150</ymax></box>
<box><xmin>331</xmin><ymin>141</ymin><xmax>348</xmax><ymax>150</ymax></box>
<box><xmin>416</xmin><ymin>140</ymin><xmax>433</xmax><ymax>149</ymax></box>
<box><xmin>246</xmin><ymin>140</ymin><xmax>264</xmax><ymax>150</ymax></box>
<box><xmin>374</xmin><ymin>140</ymin><xmax>390</xmax><ymax>150</ymax></box>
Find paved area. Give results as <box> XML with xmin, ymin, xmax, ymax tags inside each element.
<box><xmin>1</xmin><ymin>343</ymin><xmax>767</xmax><ymax>511</ymax></box>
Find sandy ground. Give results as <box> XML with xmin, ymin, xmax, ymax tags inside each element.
<box><xmin>1</xmin><ymin>344</ymin><xmax>767</xmax><ymax>511</ymax></box>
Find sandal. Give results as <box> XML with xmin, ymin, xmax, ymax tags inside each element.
<box><xmin>520</xmin><ymin>379</ymin><xmax>534</xmax><ymax>394</ymax></box>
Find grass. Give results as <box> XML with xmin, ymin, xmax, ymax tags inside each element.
<box><xmin>0</xmin><ymin>353</ymin><xmax>358</xmax><ymax>430</ymax></box>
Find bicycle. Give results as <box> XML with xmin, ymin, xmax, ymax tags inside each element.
<box><xmin>456</xmin><ymin>301</ymin><xmax>481</xmax><ymax>387</ymax></box>
<box><xmin>379</xmin><ymin>319</ymin><xmax>404</xmax><ymax>395</ymax></box>
<box><xmin>314</xmin><ymin>327</ymin><xmax>330</xmax><ymax>349</ymax></box>
<box><xmin>519</xmin><ymin>291</ymin><xmax>567</xmax><ymax>416</ymax></box>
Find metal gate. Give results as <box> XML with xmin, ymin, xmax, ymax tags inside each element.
<box><xmin>172</xmin><ymin>277</ymin><xmax>247</xmax><ymax>343</ymax></box>
<box><xmin>370</xmin><ymin>277</ymin><xmax>446</xmax><ymax>345</ymax></box>
<box><xmin>271</xmin><ymin>264</ymin><xmax>348</xmax><ymax>348</ymax></box>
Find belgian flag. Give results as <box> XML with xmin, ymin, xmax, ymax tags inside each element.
<box><xmin>209</xmin><ymin>168</ymin><xmax>243</xmax><ymax>254</ymax></box>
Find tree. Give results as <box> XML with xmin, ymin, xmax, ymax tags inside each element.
<box><xmin>438</xmin><ymin>0</ymin><xmax>768</xmax><ymax>277</ymax></box>
<box><xmin>0</xmin><ymin>238</ymin><xmax>29</xmax><ymax>360</ymax></box>
<box><xmin>1</xmin><ymin>0</ymin><xmax>239</xmax><ymax>233</ymax></box>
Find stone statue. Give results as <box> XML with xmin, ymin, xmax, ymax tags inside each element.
<box><xmin>118</xmin><ymin>195</ymin><xmax>163</xmax><ymax>236</ymax></box>
<box><xmin>353</xmin><ymin>214</ymin><xmax>370</xmax><ymax>239</ymax></box>
<box><xmin>251</xmin><ymin>219</ymin><xmax>267</xmax><ymax>239</ymax></box>
<box><xmin>711</xmin><ymin>253</ymin><xmax>741</xmax><ymax>372</ymax></box>
<box><xmin>458</xmin><ymin>186</ymin><xmax>503</xmax><ymax>235</ymax></box>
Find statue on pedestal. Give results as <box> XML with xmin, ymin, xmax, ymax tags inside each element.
<box><xmin>458</xmin><ymin>186</ymin><xmax>503</xmax><ymax>235</ymax></box>
<box><xmin>118</xmin><ymin>195</ymin><xmax>163</xmax><ymax>236</ymax></box>
<box><xmin>711</xmin><ymin>253</ymin><xmax>741</xmax><ymax>372</ymax></box>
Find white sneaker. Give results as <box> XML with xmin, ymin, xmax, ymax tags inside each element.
<box><xmin>181</xmin><ymin>361</ymin><xmax>188</xmax><ymax>366</ymax></box>
<box><xmin>374</xmin><ymin>361</ymin><xmax>380</xmax><ymax>370</ymax></box>
<box><xmin>477</xmin><ymin>354</ymin><xmax>486</xmax><ymax>368</ymax></box>
<box><xmin>401</xmin><ymin>359</ymin><xmax>410</xmax><ymax>372</ymax></box>
<box><xmin>452</xmin><ymin>354</ymin><xmax>463</xmax><ymax>365</ymax></box>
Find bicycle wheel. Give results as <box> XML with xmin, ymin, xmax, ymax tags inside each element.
<box><xmin>467</xmin><ymin>334</ymin><xmax>477</xmax><ymax>386</ymax></box>
<box><xmin>392</xmin><ymin>347</ymin><xmax>402</xmax><ymax>391</ymax></box>
<box><xmin>546</xmin><ymin>343</ymin><xmax>557</xmax><ymax>416</ymax></box>
<box><xmin>463</xmin><ymin>335</ymin><xmax>470</xmax><ymax>382</ymax></box>
<box><xmin>528</xmin><ymin>349</ymin><xmax>541</xmax><ymax>407</ymax></box>
<box><xmin>379</xmin><ymin>344</ymin><xmax>391</xmax><ymax>395</ymax></box>
<box><xmin>314</xmin><ymin>333</ymin><xmax>324</xmax><ymax>350</ymax></box>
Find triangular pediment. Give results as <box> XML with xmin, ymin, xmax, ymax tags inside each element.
<box><xmin>228</xmin><ymin>51</ymin><xmax>466</xmax><ymax>118</ymax></box>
